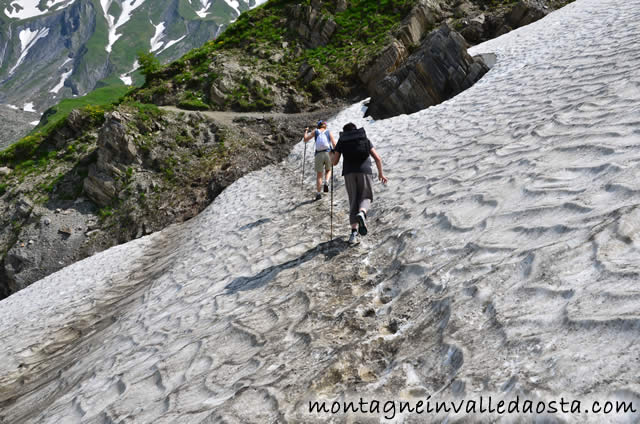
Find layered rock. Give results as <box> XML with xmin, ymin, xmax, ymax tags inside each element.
<box><xmin>360</xmin><ymin>0</ymin><xmax>448</xmax><ymax>93</ymax></box>
<box><xmin>366</xmin><ymin>24</ymin><xmax>488</xmax><ymax>120</ymax></box>
<box><xmin>287</xmin><ymin>2</ymin><xmax>338</xmax><ymax>48</ymax></box>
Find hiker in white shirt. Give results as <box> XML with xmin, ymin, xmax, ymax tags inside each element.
<box><xmin>303</xmin><ymin>120</ymin><xmax>336</xmax><ymax>200</ymax></box>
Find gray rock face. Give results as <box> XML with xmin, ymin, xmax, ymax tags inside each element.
<box><xmin>83</xmin><ymin>112</ymin><xmax>140</xmax><ymax>207</ymax></box>
<box><xmin>359</xmin><ymin>0</ymin><xmax>447</xmax><ymax>92</ymax></box>
<box><xmin>0</xmin><ymin>106</ymin><xmax>40</xmax><ymax>150</ymax></box>
<box><xmin>3</xmin><ymin>202</ymin><xmax>96</xmax><ymax>293</ymax></box>
<box><xmin>287</xmin><ymin>4</ymin><xmax>337</xmax><ymax>48</ymax></box>
<box><xmin>366</xmin><ymin>24</ymin><xmax>488</xmax><ymax>120</ymax></box>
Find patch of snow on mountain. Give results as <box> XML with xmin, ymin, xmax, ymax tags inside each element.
<box><xmin>4</xmin><ymin>0</ymin><xmax>72</xmax><ymax>18</ymax></box>
<box><xmin>223</xmin><ymin>0</ymin><xmax>241</xmax><ymax>17</ymax></box>
<box><xmin>149</xmin><ymin>21</ymin><xmax>166</xmax><ymax>53</ymax></box>
<box><xmin>120</xmin><ymin>59</ymin><xmax>139</xmax><ymax>85</ymax></box>
<box><xmin>5</xmin><ymin>104</ymin><xmax>18</xmax><ymax>110</ymax></box>
<box><xmin>5</xmin><ymin>0</ymin><xmax>45</xmax><ymax>19</ymax></box>
<box><xmin>9</xmin><ymin>28</ymin><xmax>49</xmax><ymax>74</ymax></box>
<box><xmin>157</xmin><ymin>35</ymin><xmax>186</xmax><ymax>54</ymax></box>
<box><xmin>103</xmin><ymin>0</ymin><xmax>147</xmax><ymax>53</ymax></box>
<box><xmin>23</xmin><ymin>102</ymin><xmax>36</xmax><ymax>112</ymax></box>
<box><xmin>50</xmin><ymin>69</ymin><xmax>73</xmax><ymax>94</ymax></box>
<box><xmin>196</xmin><ymin>0</ymin><xmax>213</xmax><ymax>18</ymax></box>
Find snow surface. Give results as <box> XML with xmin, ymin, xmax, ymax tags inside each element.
<box><xmin>2</xmin><ymin>0</ymin><xmax>640</xmax><ymax>422</ymax></box>
<box><xmin>22</xmin><ymin>102</ymin><xmax>36</xmax><ymax>112</ymax></box>
<box><xmin>9</xmin><ymin>27</ymin><xmax>49</xmax><ymax>74</ymax></box>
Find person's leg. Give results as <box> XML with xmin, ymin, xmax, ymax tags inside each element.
<box><xmin>313</xmin><ymin>153</ymin><xmax>324</xmax><ymax>199</ymax></box>
<box><xmin>356</xmin><ymin>174</ymin><xmax>374</xmax><ymax>236</ymax></box>
<box><xmin>316</xmin><ymin>172</ymin><xmax>323</xmax><ymax>193</ymax></box>
<box><xmin>344</xmin><ymin>174</ymin><xmax>360</xmax><ymax>243</ymax></box>
<box><xmin>325</xmin><ymin>161</ymin><xmax>332</xmax><ymax>189</ymax></box>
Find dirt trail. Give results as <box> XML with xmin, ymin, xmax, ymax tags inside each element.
<box><xmin>160</xmin><ymin>105</ymin><xmax>327</xmax><ymax>127</ymax></box>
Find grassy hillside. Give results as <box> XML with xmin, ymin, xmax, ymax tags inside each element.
<box><xmin>137</xmin><ymin>0</ymin><xmax>418</xmax><ymax>109</ymax></box>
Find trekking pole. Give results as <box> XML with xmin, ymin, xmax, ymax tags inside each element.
<box><xmin>330</xmin><ymin>160</ymin><xmax>334</xmax><ymax>240</ymax></box>
<box><xmin>302</xmin><ymin>137</ymin><xmax>307</xmax><ymax>191</ymax></box>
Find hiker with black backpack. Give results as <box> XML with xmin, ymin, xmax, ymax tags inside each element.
<box><xmin>332</xmin><ymin>122</ymin><xmax>388</xmax><ymax>244</ymax></box>
<box><xmin>303</xmin><ymin>120</ymin><xmax>336</xmax><ymax>200</ymax></box>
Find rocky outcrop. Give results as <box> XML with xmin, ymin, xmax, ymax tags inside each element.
<box><xmin>366</xmin><ymin>24</ymin><xmax>488</xmax><ymax>120</ymax></box>
<box><xmin>458</xmin><ymin>0</ymin><xmax>555</xmax><ymax>44</ymax></box>
<box><xmin>359</xmin><ymin>0</ymin><xmax>448</xmax><ymax>93</ymax></box>
<box><xmin>287</xmin><ymin>3</ymin><xmax>338</xmax><ymax>48</ymax></box>
<box><xmin>3</xmin><ymin>201</ymin><xmax>98</xmax><ymax>293</ymax></box>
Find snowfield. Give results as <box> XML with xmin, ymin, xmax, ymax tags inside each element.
<box><xmin>1</xmin><ymin>0</ymin><xmax>639</xmax><ymax>422</ymax></box>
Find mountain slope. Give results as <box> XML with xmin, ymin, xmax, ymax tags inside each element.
<box><xmin>1</xmin><ymin>0</ymin><xmax>640</xmax><ymax>422</ymax></box>
<box><xmin>0</xmin><ymin>0</ymin><xmax>262</xmax><ymax>146</ymax></box>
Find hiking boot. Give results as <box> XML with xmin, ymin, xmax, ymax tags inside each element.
<box><xmin>323</xmin><ymin>182</ymin><xmax>329</xmax><ymax>193</ymax></box>
<box><xmin>357</xmin><ymin>211</ymin><xmax>368</xmax><ymax>236</ymax></box>
<box><xmin>315</xmin><ymin>193</ymin><xmax>322</xmax><ymax>201</ymax></box>
<box><xmin>348</xmin><ymin>231</ymin><xmax>359</xmax><ymax>245</ymax></box>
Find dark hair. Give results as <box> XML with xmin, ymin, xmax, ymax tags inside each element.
<box><xmin>343</xmin><ymin>122</ymin><xmax>357</xmax><ymax>131</ymax></box>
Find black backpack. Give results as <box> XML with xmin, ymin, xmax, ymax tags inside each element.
<box><xmin>339</xmin><ymin>128</ymin><xmax>370</xmax><ymax>162</ymax></box>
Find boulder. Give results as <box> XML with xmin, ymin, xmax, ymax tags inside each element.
<box><xmin>366</xmin><ymin>24</ymin><xmax>489</xmax><ymax>120</ymax></box>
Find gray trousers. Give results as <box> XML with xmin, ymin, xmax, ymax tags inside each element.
<box><xmin>344</xmin><ymin>173</ymin><xmax>373</xmax><ymax>224</ymax></box>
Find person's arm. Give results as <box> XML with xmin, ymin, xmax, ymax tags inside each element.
<box><xmin>332</xmin><ymin>151</ymin><xmax>341</xmax><ymax>166</ymax></box>
<box><xmin>370</xmin><ymin>148</ymin><xmax>388</xmax><ymax>184</ymax></box>
<box><xmin>329</xmin><ymin>131</ymin><xmax>337</xmax><ymax>149</ymax></box>
<box><xmin>303</xmin><ymin>127</ymin><xmax>314</xmax><ymax>142</ymax></box>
